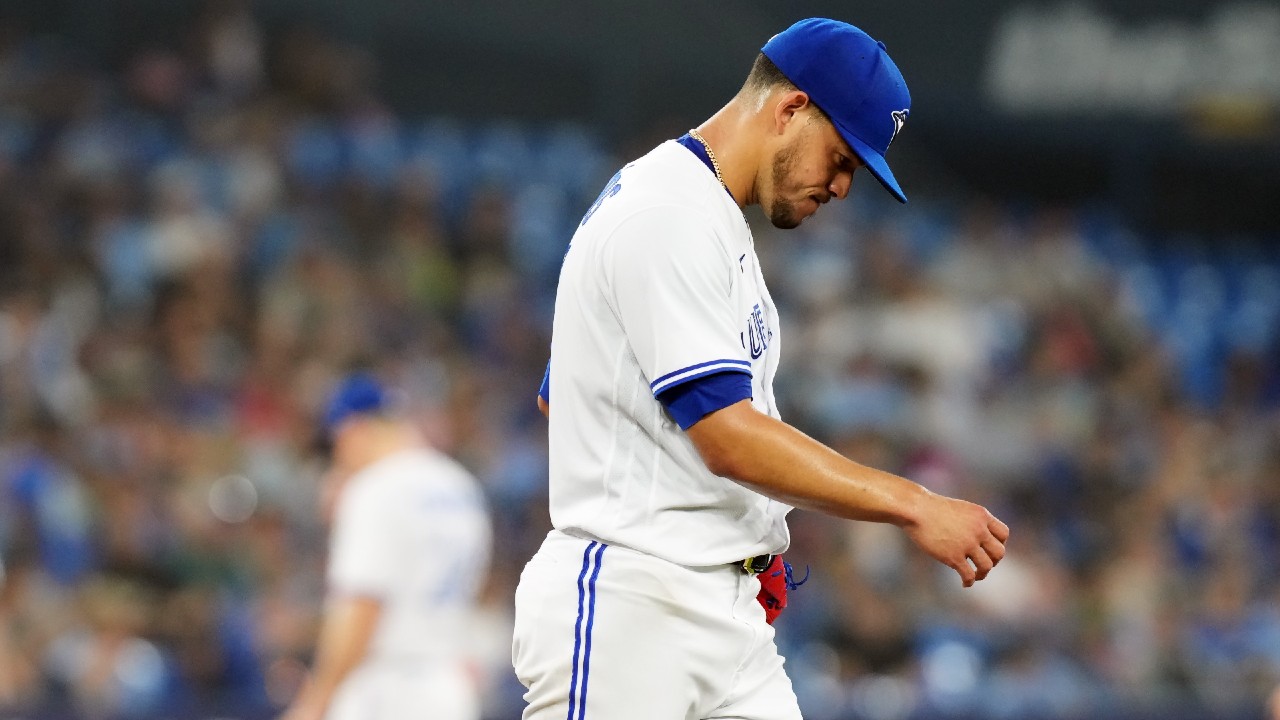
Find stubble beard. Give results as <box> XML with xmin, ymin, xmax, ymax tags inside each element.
<box><xmin>766</xmin><ymin>141</ymin><xmax>805</xmax><ymax>230</ymax></box>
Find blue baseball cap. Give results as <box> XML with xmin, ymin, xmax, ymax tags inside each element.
<box><xmin>322</xmin><ymin>372</ymin><xmax>388</xmax><ymax>438</ymax></box>
<box><xmin>762</xmin><ymin>18</ymin><xmax>911</xmax><ymax>203</ymax></box>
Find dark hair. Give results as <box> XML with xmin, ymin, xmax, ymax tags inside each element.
<box><xmin>743</xmin><ymin>53</ymin><xmax>832</xmax><ymax>124</ymax></box>
<box><xmin>743</xmin><ymin>53</ymin><xmax>796</xmax><ymax>94</ymax></box>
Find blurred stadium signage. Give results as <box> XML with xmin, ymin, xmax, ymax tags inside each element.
<box><xmin>985</xmin><ymin>3</ymin><xmax>1280</xmax><ymax>115</ymax></box>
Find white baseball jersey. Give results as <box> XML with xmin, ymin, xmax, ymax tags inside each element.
<box><xmin>326</xmin><ymin>446</ymin><xmax>491</xmax><ymax>719</ymax></box>
<box><xmin>545</xmin><ymin>139</ymin><xmax>792</xmax><ymax>567</ymax></box>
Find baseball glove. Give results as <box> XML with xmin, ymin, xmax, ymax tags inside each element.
<box><xmin>756</xmin><ymin>555</ymin><xmax>809</xmax><ymax>624</ymax></box>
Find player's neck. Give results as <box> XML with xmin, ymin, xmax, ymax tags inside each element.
<box><xmin>344</xmin><ymin>423</ymin><xmax>422</xmax><ymax>471</ymax></box>
<box><xmin>693</xmin><ymin>104</ymin><xmax>760</xmax><ymax>211</ymax></box>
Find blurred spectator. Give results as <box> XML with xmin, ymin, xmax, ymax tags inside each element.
<box><xmin>43</xmin><ymin>575</ymin><xmax>166</xmax><ymax>718</ymax></box>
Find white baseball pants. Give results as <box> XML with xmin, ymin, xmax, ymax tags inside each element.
<box><xmin>513</xmin><ymin>529</ymin><xmax>803</xmax><ymax>720</ymax></box>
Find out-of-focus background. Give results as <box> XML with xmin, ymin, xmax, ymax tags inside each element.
<box><xmin>1</xmin><ymin>1</ymin><xmax>1278</xmax><ymax>719</ymax></box>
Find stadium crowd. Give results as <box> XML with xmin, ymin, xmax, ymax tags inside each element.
<box><xmin>1</xmin><ymin>6</ymin><xmax>1278</xmax><ymax>720</ymax></box>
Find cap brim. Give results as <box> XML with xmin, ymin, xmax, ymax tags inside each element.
<box><xmin>836</xmin><ymin>122</ymin><xmax>908</xmax><ymax>204</ymax></box>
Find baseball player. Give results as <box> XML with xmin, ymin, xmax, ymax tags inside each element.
<box><xmin>513</xmin><ymin>18</ymin><xmax>1009</xmax><ymax>720</ymax></box>
<box><xmin>282</xmin><ymin>372</ymin><xmax>492</xmax><ymax>720</ymax></box>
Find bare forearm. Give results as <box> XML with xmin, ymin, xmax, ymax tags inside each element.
<box><xmin>687</xmin><ymin>400</ymin><xmax>1008</xmax><ymax>586</ymax></box>
<box><xmin>687</xmin><ymin>401</ymin><xmax>926</xmax><ymax>525</ymax></box>
<box><xmin>301</xmin><ymin>596</ymin><xmax>381</xmax><ymax>707</ymax></box>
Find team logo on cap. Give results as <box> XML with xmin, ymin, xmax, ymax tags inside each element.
<box><xmin>889</xmin><ymin>109</ymin><xmax>909</xmax><ymax>147</ymax></box>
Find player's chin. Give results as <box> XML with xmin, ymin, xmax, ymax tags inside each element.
<box><xmin>767</xmin><ymin>198</ymin><xmax>817</xmax><ymax>230</ymax></box>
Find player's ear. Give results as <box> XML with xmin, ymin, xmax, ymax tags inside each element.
<box><xmin>772</xmin><ymin>90</ymin><xmax>812</xmax><ymax>134</ymax></box>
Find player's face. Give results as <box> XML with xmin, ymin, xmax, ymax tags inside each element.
<box><xmin>763</xmin><ymin>112</ymin><xmax>861</xmax><ymax>229</ymax></box>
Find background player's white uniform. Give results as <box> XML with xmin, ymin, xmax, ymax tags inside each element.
<box><xmin>513</xmin><ymin>140</ymin><xmax>802</xmax><ymax>720</ymax></box>
<box><xmin>327</xmin><ymin>447</ymin><xmax>492</xmax><ymax>720</ymax></box>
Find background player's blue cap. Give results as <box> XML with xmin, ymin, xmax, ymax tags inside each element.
<box><xmin>322</xmin><ymin>372</ymin><xmax>388</xmax><ymax>437</ymax></box>
<box><xmin>762</xmin><ymin>18</ymin><xmax>912</xmax><ymax>204</ymax></box>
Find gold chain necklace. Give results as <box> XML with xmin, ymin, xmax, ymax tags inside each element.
<box><xmin>688</xmin><ymin>128</ymin><xmax>726</xmax><ymax>189</ymax></box>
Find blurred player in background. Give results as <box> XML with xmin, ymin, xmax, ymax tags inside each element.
<box><xmin>514</xmin><ymin>18</ymin><xmax>1008</xmax><ymax>720</ymax></box>
<box><xmin>282</xmin><ymin>373</ymin><xmax>492</xmax><ymax>720</ymax></box>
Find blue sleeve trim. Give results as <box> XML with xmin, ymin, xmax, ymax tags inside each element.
<box><xmin>650</xmin><ymin>359</ymin><xmax>751</xmax><ymax>395</ymax></box>
<box><xmin>657</xmin><ymin>371</ymin><xmax>752</xmax><ymax>430</ymax></box>
<box><xmin>538</xmin><ymin>361</ymin><xmax>550</xmax><ymax>403</ymax></box>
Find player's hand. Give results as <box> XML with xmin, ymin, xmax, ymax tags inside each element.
<box><xmin>279</xmin><ymin>698</ymin><xmax>327</xmax><ymax>720</ymax></box>
<box><xmin>902</xmin><ymin>492</ymin><xmax>1008</xmax><ymax>587</ymax></box>
<box><xmin>278</xmin><ymin>676</ymin><xmax>330</xmax><ymax>720</ymax></box>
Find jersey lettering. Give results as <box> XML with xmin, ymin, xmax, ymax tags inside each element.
<box><xmin>746</xmin><ymin>303</ymin><xmax>771</xmax><ymax>359</ymax></box>
<box><xmin>580</xmin><ymin>170</ymin><xmax>623</xmax><ymax>226</ymax></box>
